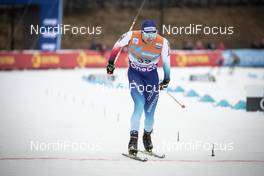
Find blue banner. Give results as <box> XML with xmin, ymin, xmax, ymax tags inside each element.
<box><xmin>0</xmin><ymin>0</ymin><xmax>63</xmax><ymax>51</ymax></box>
<box><xmin>223</xmin><ymin>49</ymin><xmax>264</xmax><ymax>67</ymax></box>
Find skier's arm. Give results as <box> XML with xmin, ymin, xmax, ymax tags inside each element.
<box><xmin>107</xmin><ymin>31</ymin><xmax>132</xmax><ymax>74</ymax></box>
<box><xmin>159</xmin><ymin>38</ymin><xmax>171</xmax><ymax>90</ymax></box>
<box><xmin>108</xmin><ymin>31</ymin><xmax>132</xmax><ymax>62</ymax></box>
<box><xmin>161</xmin><ymin>38</ymin><xmax>171</xmax><ymax>81</ymax></box>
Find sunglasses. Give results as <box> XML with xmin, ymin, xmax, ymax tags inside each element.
<box><xmin>142</xmin><ymin>31</ymin><xmax>157</xmax><ymax>40</ymax></box>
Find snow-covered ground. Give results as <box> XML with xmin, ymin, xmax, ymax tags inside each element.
<box><xmin>0</xmin><ymin>67</ymin><xmax>263</xmax><ymax>176</ymax></box>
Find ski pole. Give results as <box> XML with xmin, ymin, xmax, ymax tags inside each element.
<box><xmin>166</xmin><ymin>91</ymin><xmax>186</xmax><ymax>109</ymax></box>
<box><xmin>114</xmin><ymin>0</ymin><xmax>147</xmax><ymax>64</ymax></box>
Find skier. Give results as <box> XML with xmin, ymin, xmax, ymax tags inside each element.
<box><xmin>106</xmin><ymin>19</ymin><xmax>171</xmax><ymax>156</ymax></box>
<box><xmin>229</xmin><ymin>50</ymin><xmax>240</xmax><ymax>75</ymax></box>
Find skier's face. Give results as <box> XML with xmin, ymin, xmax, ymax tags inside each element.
<box><xmin>142</xmin><ymin>31</ymin><xmax>157</xmax><ymax>43</ymax></box>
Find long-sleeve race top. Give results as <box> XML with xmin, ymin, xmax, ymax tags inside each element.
<box><xmin>109</xmin><ymin>31</ymin><xmax>170</xmax><ymax>80</ymax></box>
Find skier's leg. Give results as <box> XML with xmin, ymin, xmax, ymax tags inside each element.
<box><xmin>128</xmin><ymin>69</ymin><xmax>145</xmax><ymax>131</ymax></box>
<box><xmin>142</xmin><ymin>70</ymin><xmax>159</xmax><ymax>152</ymax></box>
<box><xmin>128</xmin><ymin>68</ymin><xmax>145</xmax><ymax>155</ymax></box>
<box><xmin>130</xmin><ymin>90</ymin><xmax>145</xmax><ymax>131</ymax></box>
<box><xmin>143</xmin><ymin>70</ymin><xmax>159</xmax><ymax>132</ymax></box>
<box><xmin>144</xmin><ymin>92</ymin><xmax>159</xmax><ymax>132</ymax></box>
<box><xmin>128</xmin><ymin>96</ymin><xmax>143</xmax><ymax>155</ymax></box>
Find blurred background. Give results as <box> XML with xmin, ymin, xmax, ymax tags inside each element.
<box><xmin>0</xmin><ymin>0</ymin><xmax>264</xmax><ymax>50</ymax></box>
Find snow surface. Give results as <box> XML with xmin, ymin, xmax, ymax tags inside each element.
<box><xmin>0</xmin><ymin>67</ymin><xmax>264</xmax><ymax>176</ymax></box>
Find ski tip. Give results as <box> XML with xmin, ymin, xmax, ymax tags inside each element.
<box><xmin>138</xmin><ymin>150</ymin><xmax>166</xmax><ymax>159</ymax></box>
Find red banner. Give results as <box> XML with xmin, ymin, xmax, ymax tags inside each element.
<box><xmin>0</xmin><ymin>50</ymin><xmax>222</xmax><ymax>70</ymax></box>
<box><xmin>169</xmin><ymin>50</ymin><xmax>223</xmax><ymax>67</ymax></box>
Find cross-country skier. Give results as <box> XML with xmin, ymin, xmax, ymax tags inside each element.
<box><xmin>106</xmin><ymin>19</ymin><xmax>171</xmax><ymax>156</ymax></box>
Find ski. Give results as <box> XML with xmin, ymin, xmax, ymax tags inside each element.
<box><xmin>138</xmin><ymin>150</ymin><xmax>165</xmax><ymax>158</ymax></box>
<box><xmin>122</xmin><ymin>153</ymin><xmax>148</xmax><ymax>162</ymax></box>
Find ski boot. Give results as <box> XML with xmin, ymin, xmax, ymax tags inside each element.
<box><xmin>143</xmin><ymin>130</ymin><xmax>153</xmax><ymax>152</ymax></box>
<box><xmin>128</xmin><ymin>130</ymin><xmax>138</xmax><ymax>156</ymax></box>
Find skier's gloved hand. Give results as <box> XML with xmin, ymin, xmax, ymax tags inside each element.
<box><xmin>106</xmin><ymin>60</ymin><xmax>115</xmax><ymax>74</ymax></box>
<box><xmin>159</xmin><ymin>79</ymin><xmax>170</xmax><ymax>90</ymax></box>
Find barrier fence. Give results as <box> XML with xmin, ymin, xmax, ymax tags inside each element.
<box><xmin>0</xmin><ymin>49</ymin><xmax>263</xmax><ymax>70</ymax></box>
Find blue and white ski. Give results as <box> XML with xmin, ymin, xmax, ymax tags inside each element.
<box><xmin>122</xmin><ymin>153</ymin><xmax>148</xmax><ymax>162</ymax></box>
<box><xmin>138</xmin><ymin>150</ymin><xmax>165</xmax><ymax>158</ymax></box>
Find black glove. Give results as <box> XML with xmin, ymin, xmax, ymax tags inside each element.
<box><xmin>159</xmin><ymin>79</ymin><xmax>170</xmax><ymax>90</ymax></box>
<box><xmin>106</xmin><ymin>60</ymin><xmax>115</xmax><ymax>74</ymax></box>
